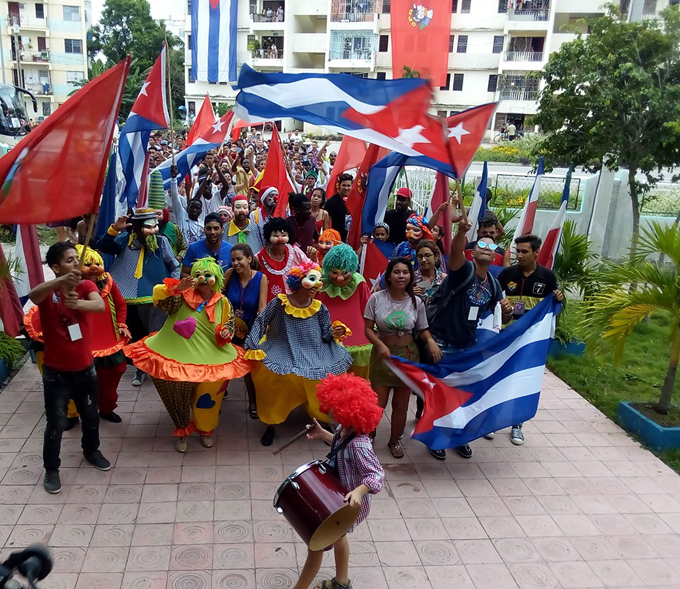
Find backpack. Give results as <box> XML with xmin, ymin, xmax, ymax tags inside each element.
<box><xmin>426</xmin><ymin>264</ymin><xmax>500</xmax><ymax>325</ymax></box>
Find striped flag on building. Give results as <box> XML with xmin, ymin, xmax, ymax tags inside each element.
<box><xmin>190</xmin><ymin>0</ymin><xmax>238</xmax><ymax>84</ymax></box>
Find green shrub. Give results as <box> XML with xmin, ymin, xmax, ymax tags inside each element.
<box><xmin>0</xmin><ymin>332</ymin><xmax>26</xmax><ymax>371</ymax></box>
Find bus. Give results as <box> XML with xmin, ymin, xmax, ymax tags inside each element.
<box><xmin>0</xmin><ymin>84</ymin><xmax>37</xmax><ymax>148</ymax></box>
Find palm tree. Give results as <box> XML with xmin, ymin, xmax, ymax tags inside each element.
<box><xmin>582</xmin><ymin>222</ymin><xmax>680</xmax><ymax>414</ymax></box>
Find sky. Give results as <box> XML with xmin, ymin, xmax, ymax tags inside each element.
<box><xmin>90</xmin><ymin>0</ymin><xmax>186</xmax><ymax>24</ymax></box>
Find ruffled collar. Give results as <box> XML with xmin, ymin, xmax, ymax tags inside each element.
<box><xmin>277</xmin><ymin>293</ymin><xmax>321</xmax><ymax>318</ymax></box>
<box><xmin>320</xmin><ymin>272</ymin><xmax>365</xmax><ymax>300</ymax></box>
<box><xmin>181</xmin><ymin>286</ymin><xmax>224</xmax><ymax>323</ymax></box>
<box><xmin>97</xmin><ymin>273</ymin><xmax>113</xmax><ymax>298</ymax></box>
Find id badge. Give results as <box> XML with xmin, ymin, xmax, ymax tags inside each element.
<box><xmin>514</xmin><ymin>301</ymin><xmax>526</xmax><ymax>317</ymax></box>
<box><xmin>467</xmin><ymin>306</ymin><xmax>479</xmax><ymax>321</ymax></box>
<box><xmin>67</xmin><ymin>323</ymin><xmax>83</xmax><ymax>341</ymax></box>
<box><xmin>235</xmin><ymin>308</ymin><xmax>244</xmax><ymax>319</ymax></box>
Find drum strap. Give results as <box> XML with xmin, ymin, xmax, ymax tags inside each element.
<box><xmin>325</xmin><ymin>432</ymin><xmax>356</xmax><ymax>478</ymax></box>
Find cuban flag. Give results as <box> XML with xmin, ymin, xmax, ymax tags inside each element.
<box><xmin>510</xmin><ymin>156</ymin><xmax>544</xmax><ymax>257</ymax></box>
<box><xmin>386</xmin><ymin>296</ymin><xmax>561</xmax><ymax>450</ymax></box>
<box><xmin>154</xmin><ymin>111</ymin><xmax>234</xmax><ymax>189</ymax></box>
<box><xmin>466</xmin><ymin>161</ymin><xmax>489</xmax><ymax>242</ymax></box>
<box><xmin>537</xmin><ymin>168</ymin><xmax>572</xmax><ymax>270</ymax></box>
<box><xmin>118</xmin><ymin>46</ymin><xmax>170</xmax><ymax>208</ymax></box>
<box><xmin>191</xmin><ymin>0</ymin><xmax>238</xmax><ymax>83</ymax></box>
<box><xmin>234</xmin><ymin>66</ymin><xmax>451</xmax><ymax>162</ymax></box>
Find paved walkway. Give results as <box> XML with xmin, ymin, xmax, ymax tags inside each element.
<box><xmin>1</xmin><ymin>362</ymin><xmax>680</xmax><ymax>589</ymax></box>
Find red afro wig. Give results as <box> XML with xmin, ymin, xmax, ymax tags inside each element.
<box><xmin>316</xmin><ymin>373</ymin><xmax>384</xmax><ymax>435</ymax></box>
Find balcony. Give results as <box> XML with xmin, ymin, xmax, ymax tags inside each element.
<box><xmin>11</xmin><ymin>50</ymin><xmax>50</xmax><ymax>63</ymax></box>
<box><xmin>499</xmin><ymin>89</ymin><xmax>538</xmax><ymax>101</ymax></box>
<box><xmin>499</xmin><ymin>73</ymin><xmax>539</xmax><ymax>102</ymax></box>
<box><xmin>25</xmin><ymin>82</ymin><xmax>51</xmax><ymax>95</ymax></box>
<box><xmin>250</xmin><ymin>1</ymin><xmax>284</xmax><ymax>23</ymax></box>
<box><xmin>8</xmin><ymin>15</ymin><xmax>47</xmax><ymax>30</ymax></box>
<box><xmin>250</xmin><ymin>36</ymin><xmax>284</xmax><ymax>67</ymax></box>
<box><xmin>330</xmin><ymin>0</ymin><xmax>375</xmax><ymax>23</ymax></box>
<box><xmin>504</xmin><ymin>51</ymin><xmax>543</xmax><ymax>62</ymax></box>
<box><xmin>508</xmin><ymin>0</ymin><xmax>550</xmax><ymax>21</ymax></box>
<box><xmin>328</xmin><ymin>31</ymin><xmax>377</xmax><ymax>66</ymax></box>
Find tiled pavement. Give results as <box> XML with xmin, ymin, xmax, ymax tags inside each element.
<box><xmin>1</xmin><ymin>362</ymin><xmax>680</xmax><ymax>589</ymax></box>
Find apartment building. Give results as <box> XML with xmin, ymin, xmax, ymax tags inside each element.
<box><xmin>0</xmin><ymin>0</ymin><xmax>89</xmax><ymax>120</ymax></box>
<box><xmin>183</xmin><ymin>0</ymin><xmax>671</xmax><ymax>134</ymax></box>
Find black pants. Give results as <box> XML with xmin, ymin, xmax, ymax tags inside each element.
<box><xmin>42</xmin><ymin>364</ymin><xmax>100</xmax><ymax>471</ymax></box>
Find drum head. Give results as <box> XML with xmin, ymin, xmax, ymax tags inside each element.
<box><xmin>308</xmin><ymin>502</ymin><xmax>361</xmax><ymax>551</ymax></box>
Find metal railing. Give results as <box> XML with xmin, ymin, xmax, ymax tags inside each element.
<box><xmin>499</xmin><ymin>89</ymin><xmax>538</xmax><ymax>101</ymax></box>
<box><xmin>330</xmin><ymin>0</ymin><xmax>375</xmax><ymax>22</ymax></box>
<box><xmin>492</xmin><ymin>174</ymin><xmax>581</xmax><ymax>211</ymax></box>
<box><xmin>504</xmin><ymin>50</ymin><xmax>543</xmax><ymax>62</ymax></box>
<box><xmin>329</xmin><ymin>31</ymin><xmax>377</xmax><ymax>61</ymax></box>
<box><xmin>251</xmin><ymin>12</ymin><xmax>284</xmax><ymax>22</ymax></box>
<box><xmin>328</xmin><ymin>48</ymin><xmax>374</xmax><ymax>60</ymax></box>
<box><xmin>508</xmin><ymin>7</ymin><xmax>549</xmax><ymax>21</ymax></box>
<box><xmin>251</xmin><ymin>48</ymin><xmax>283</xmax><ymax>59</ymax></box>
<box><xmin>8</xmin><ymin>15</ymin><xmax>48</xmax><ymax>28</ymax></box>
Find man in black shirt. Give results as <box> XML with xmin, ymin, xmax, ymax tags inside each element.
<box><xmin>427</xmin><ymin>215</ymin><xmax>513</xmax><ymax>460</ymax></box>
<box><xmin>497</xmin><ymin>234</ymin><xmax>564</xmax><ymax>446</ymax></box>
<box><xmin>324</xmin><ymin>173</ymin><xmax>353</xmax><ymax>242</ymax></box>
<box><xmin>383</xmin><ymin>187</ymin><xmax>414</xmax><ymax>244</ymax></box>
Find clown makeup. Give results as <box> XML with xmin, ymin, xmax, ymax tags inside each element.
<box><xmin>193</xmin><ymin>271</ymin><xmax>217</xmax><ymax>286</ymax></box>
<box><xmin>329</xmin><ymin>268</ymin><xmax>353</xmax><ymax>286</ymax></box>
<box><xmin>264</xmin><ymin>191</ymin><xmax>278</xmax><ymax>208</ymax></box>
<box><xmin>301</xmin><ymin>268</ymin><xmax>323</xmax><ymax>293</ymax></box>
<box><xmin>318</xmin><ymin>239</ymin><xmax>335</xmax><ymax>253</ymax></box>
<box><xmin>268</xmin><ymin>230</ymin><xmax>289</xmax><ymax>245</ymax></box>
<box><xmin>83</xmin><ymin>261</ymin><xmax>105</xmax><ymax>281</ymax></box>
<box><xmin>373</xmin><ymin>226</ymin><xmax>388</xmax><ymax>241</ymax></box>
<box><xmin>143</xmin><ymin>218</ymin><xmax>159</xmax><ymax>235</ymax></box>
<box><xmin>233</xmin><ymin>200</ymin><xmax>249</xmax><ymax>221</ymax></box>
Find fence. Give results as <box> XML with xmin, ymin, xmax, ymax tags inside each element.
<box><xmin>330</xmin><ymin>0</ymin><xmax>375</xmax><ymax>22</ymax></box>
<box><xmin>640</xmin><ymin>184</ymin><xmax>680</xmax><ymax>217</ymax></box>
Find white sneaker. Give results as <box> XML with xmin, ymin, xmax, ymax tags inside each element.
<box><xmin>484</xmin><ymin>432</ymin><xmax>496</xmax><ymax>440</ymax></box>
<box><xmin>511</xmin><ymin>425</ymin><xmax>525</xmax><ymax>446</ymax></box>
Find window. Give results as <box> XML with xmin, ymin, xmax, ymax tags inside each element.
<box><xmin>452</xmin><ymin>73</ymin><xmax>464</xmax><ymax>91</ymax></box>
<box><xmin>63</xmin><ymin>6</ymin><xmax>80</xmax><ymax>21</ymax></box>
<box><xmin>498</xmin><ymin>0</ymin><xmax>507</xmax><ymax>11</ymax></box>
<box><xmin>382</xmin><ymin>0</ymin><xmax>390</xmax><ymax>12</ymax></box>
<box><xmin>188</xmin><ymin>34</ymin><xmax>192</xmax><ymax>48</ymax></box>
<box><xmin>376</xmin><ymin>72</ymin><xmax>386</xmax><ymax>80</ymax></box>
<box><xmin>487</xmin><ymin>74</ymin><xmax>498</xmax><ymax>92</ymax></box>
<box><xmin>188</xmin><ymin>101</ymin><xmax>196</xmax><ymax>115</ymax></box>
<box><xmin>461</xmin><ymin>0</ymin><xmax>471</xmax><ymax>12</ymax></box>
<box><xmin>451</xmin><ymin>0</ymin><xmax>458</xmax><ymax>12</ymax></box>
<box><xmin>440</xmin><ymin>73</ymin><xmax>451</xmax><ymax>91</ymax></box>
<box><xmin>188</xmin><ymin>0</ymin><xmax>192</xmax><ymax>11</ymax></box>
<box><xmin>42</xmin><ymin>102</ymin><xmax>50</xmax><ymax>116</ymax></box>
<box><xmin>67</xmin><ymin>70</ymin><xmax>84</xmax><ymax>83</ymax></box>
<box><xmin>493</xmin><ymin>35</ymin><xmax>504</xmax><ymax>53</ymax></box>
<box><xmin>457</xmin><ymin>35</ymin><xmax>468</xmax><ymax>53</ymax></box>
<box><xmin>379</xmin><ymin>35</ymin><xmax>389</xmax><ymax>52</ymax></box>
<box><xmin>437</xmin><ymin>110</ymin><xmax>447</xmax><ymax>118</ymax></box>
<box><xmin>64</xmin><ymin>39</ymin><xmax>82</xmax><ymax>54</ymax></box>
<box><xmin>643</xmin><ymin>0</ymin><xmax>656</xmax><ymax>15</ymax></box>
<box><xmin>449</xmin><ymin>35</ymin><xmax>454</xmax><ymax>52</ymax></box>
<box><xmin>35</xmin><ymin>3</ymin><xmax>44</xmax><ymax>18</ymax></box>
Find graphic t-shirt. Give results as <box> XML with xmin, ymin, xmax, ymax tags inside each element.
<box><xmin>363</xmin><ymin>290</ymin><xmax>428</xmax><ymax>338</ymax></box>
<box><xmin>498</xmin><ymin>264</ymin><xmax>558</xmax><ymax>320</ymax></box>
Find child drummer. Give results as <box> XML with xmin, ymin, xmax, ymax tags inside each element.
<box><xmin>295</xmin><ymin>373</ymin><xmax>385</xmax><ymax>589</ymax></box>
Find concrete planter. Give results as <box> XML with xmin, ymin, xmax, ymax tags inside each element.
<box><xmin>0</xmin><ymin>359</ymin><xmax>8</xmax><ymax>384</ymax></box>
<box><xmin>618</xmin><ymin>401</ymin><xmax>680</xmax><ymax>451</ymax></box>
<box><xmin>548</xmin><ymin>340</ymin><xmax>585</xmax><ymax>358</ymax></box>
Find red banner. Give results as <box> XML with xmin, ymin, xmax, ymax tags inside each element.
<box><xmin>391</xmin><ymin>0</ymin><xmax>451</xmax><ymax>87</ymax></box>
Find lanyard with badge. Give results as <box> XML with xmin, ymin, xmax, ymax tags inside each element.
<box><xmin>52</xmin><ymin>290</ymin><xmax>83</xmax><ymax>341</ymax></box>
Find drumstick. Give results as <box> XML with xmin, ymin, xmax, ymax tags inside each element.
<box><xmin>272</xmin><ymin>424</ymin><xmax>317</xmax><ymax>455</ymax></box>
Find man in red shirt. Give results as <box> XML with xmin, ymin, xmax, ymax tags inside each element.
<box><xmin>29</xmin><ymin>242</ymin><xmax>110</xmax><ymax>494</ymax></box>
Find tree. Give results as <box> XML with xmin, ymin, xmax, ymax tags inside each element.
<box><xmin>87</xmin><ymin>0</ymin><xmax>185</xmax><ymax>119</ymax></box>
<box><xmin>401</xmin><ymin>66</ymin><xmax>421</xmax><ymax>78</ymax></box>
<box><xmin>582</xmin><ymin>222</ymin><xmax>680</xmax><ymax>415</ymax></box>
<box><xmin>216</xmin><ymin>103</ymin><xmax>233</xmax><ymax>117</ymax></box>
<box><xmin>532</xmin><ymin>5</ymin><xmax>680</xmax><ymax>253</ymax></box>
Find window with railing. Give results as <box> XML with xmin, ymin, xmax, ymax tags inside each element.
<box><xmin>505</xmin><ymin>37</ymin><xmax>544</xmax><ymax>61</ymax></box>
<box><xmin>508</xmin><ymin>0</ymin><xmax>549</xmax><ymax>21</ymax></box>
<box><xmin>251</xmin><ymin>36</ymin><xmax>283</xmax><ymax>59</ymax></box>
<box><xmin>643</xmin><ymin>0</ymin><xmax>657</xmax><ymax>15</ymax></box>
<box><xmin>329</xmin><ymin>31</ymin><xmax>377</xmax><ymax>61</ymax></box>
<box><xmin>331</xmin><ymin>0</ymin><xmax>375</xmax><ymax>22</ymax></box>
<box><xmin>499</xmin><ymin>74</ymin><xmax>539</xmax><ymax>100</ymax></box>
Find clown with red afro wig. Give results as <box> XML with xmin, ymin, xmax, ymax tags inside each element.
<box><xmin>316</xmin><ymin>373</ymin><xmax>383</xmax><ymax>435</ymax></box>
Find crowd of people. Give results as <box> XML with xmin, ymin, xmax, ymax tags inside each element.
<box><xmin>23</xmin><ymin>127</ymin><xmax>564</xmax><ymax>589</ymax></box>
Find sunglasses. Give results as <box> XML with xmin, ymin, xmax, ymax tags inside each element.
<box><xmin>477</xmin><ymin>242</ymin><xmax>498</xmax><ymax>251</ymax></box>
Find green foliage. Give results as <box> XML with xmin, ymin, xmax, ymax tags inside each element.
<box><xmin>216</xmin><ymin>103</ymin><xmax>233</xmax><ymax>117</ymax></box>
<box><xmin>0</xmin><ymin>332</ymin><xmax>26</xmax><ymax>371</ymax></box>
<box><xmin>491</xmin><ymin>186</ymin><xmax>567</xmax><ymax>210</ymax></box>
<box><xmin>489</xmin><ymin>206</ymin><xmax>518</xmax><ymax>250</ymax></box>
<box><xmin>247</xmin><ymin>39</ymin><xmax>261</xmax><ymax>55</ymax></box>
<box><xmin>402</xmin><ymin>66</ymin><xmax>421</xmax><ymax>78</ymax></box>
<box><xmin>86</xmin><ymin>0</ymin><xmax>185</xmax><ymax>120</ymax></box>
<box><xmin>554</xmin><ymin>220</ymin><xmax>597</xmax><ymax>298</ymax></box>
<box><xmin>532</xmin><ymin>5</ymin><xmax>680</xmax><ymax>246</ymax></box>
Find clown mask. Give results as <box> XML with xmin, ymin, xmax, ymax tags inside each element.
<box><xmin>318</xmin><ymin>239</ymin><xmax>336</xmax><ymax>254</ymax></box>
<box><xmin>233</xmin><ymin>200</ymin><xmax>249</xmax><ymax>221</ymax></box>
<box><xmin>269</xmin><ymin>231</ymin><xmax>289</xmax><ymax>245</ymax></box>
<box><xmin>265</xmin><ymin>192</ymin><xmax>278</xmax><ymax>208</ymax></box>
<box><xmin>193</xmin><ymin>271</ymin><xmax>217</xmax><ymax>287</ymax></box>
<box><xmin>405</xmin><ymin>222</ymin><xmax>422</xmax><ymax>243</ymax></box>
<box><xmin>328</xmin><ymin>268</ymin><xmax>352</xmax><ymax>287</ymax></box>
<box><xmin>143</xmin><ymin>218</ymin><xmax>159</xmax><ymax>236</ymax></box>
<box><xmin>301</xmin><ymin>268</ymin><xmax>323</xmax><ymax>294</ymax></box>
<box><xmin>83</xmin><ymin>261</ymin><xmax>105</xmax><ymax>282</ymax></box>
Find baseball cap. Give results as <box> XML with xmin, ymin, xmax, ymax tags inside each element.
<box><xmin>396</xmin><ymin>187</ymin><xmax>412</xmax><ymax>199</ymax></box>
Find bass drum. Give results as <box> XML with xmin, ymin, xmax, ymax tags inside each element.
<box><xmin>273</xmin><ymin>460</ymin><xmax>360</xmax><ymax>551</ymax></box>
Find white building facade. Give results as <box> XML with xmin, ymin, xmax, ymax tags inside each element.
<box><xmin>183</xmin><ymin>0</ymin><xmax>671</xmax><ymax>134</ymax></box>
<box><xmin>0</xmin><ymin>0</ymin><xmax>89</xmax><ymax>120</ymax></box>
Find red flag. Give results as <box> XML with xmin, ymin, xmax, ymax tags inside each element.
<box><xmin>327</xmin><ymin>136</ymin><xmax>367</xmax><ymax>198</ymax></box>
<box><xmin>261</xmin><ymin>126</ymin><xmax>295</xmax><ymax>218</ymax></box>
<box><xmin>0</xmin><ymin>58</ymin><xmax>130</xmax><ymax>224</ymax></box>
<box><xmin>445</xmin><ymin>103</ymin><xmax>498</xmax><ymax>177</ymax></box>
<box><xmin>429</xmin><ymin>172</ymin><xmax>452</xmax><ymax>253</ymax></box>
<box><xmin>360</xmin><ymin>240</ymin><xmax>390</xmax><ymax>291</ymax></box>
<box><xmin>135</xmin><ymin>150</ymin><xmax>152</xmax><ymax>209</ymax></box>
<box><xmin>390</xmin><ymin>0</ymin><xmax>451</xmax><ymax>87</ymax></box>
<box><xmin>346</xmin><ymin>144</ymin><xmax>390</xmax><ymax>248</ymax></box>
<box><xmin>187</xmin><ymin>95</ymin><xmax>215</xmax><ymax>146</ymax></box>
<box><xmin>15</xmin><ymin>225</ymin><xmax>44</xmax><ymax>301</ymax></box>
<box><xmin>0</xmin><ymin>244</ymin><xmax>24</xmax><ymax>336</ymax></box>
<box><xmin>231</xmin><ymin>118</ymin><xmax>249</xmax><ymax>142</ymax></box>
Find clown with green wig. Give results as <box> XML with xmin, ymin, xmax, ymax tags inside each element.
<box><xmin>124</xmin><ymin>257</ymin><xmax>251</xmax><ymax>453</ymax></box>
<box><xmin>317</xmin><ymin>243</ymin><xmax>373</xmax><ymax>379</ymax></box>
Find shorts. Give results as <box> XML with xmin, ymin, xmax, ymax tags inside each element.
<box><xmin>369</xmin><ymin>341</ymin><xmax>419</xmax><ymax>388</ymax></box>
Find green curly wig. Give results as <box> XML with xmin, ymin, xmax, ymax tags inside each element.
<box><xmin>322</xmin><ymin>243</ymin><xmax>359</xmax><ymax>277</ymax></box>
<box><xmin>190</xmin><ymin>256</ymin><xmax>224</xmax><ymax>292</ymax></box>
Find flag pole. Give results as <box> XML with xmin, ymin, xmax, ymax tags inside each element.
<box><xmin>164</xmin><ymin>34</ymin><xmax>176</xmax><ymax>165</ymax></box>
<box><xmin>78</xmin><ymin>215</ymin><xmax>96</xmax><ymax>269</ymax></box>
<box><xmin>455</xmin><ymin>178</ymin><xmax>469</xmax><ymax>224</ymax></box>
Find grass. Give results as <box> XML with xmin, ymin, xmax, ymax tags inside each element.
<box><xmin>547</xmin><ymin>304</ymin><xmax>680</xmax><ymax>473</ymax></box>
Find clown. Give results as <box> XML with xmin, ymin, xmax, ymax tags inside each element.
<box><xmin>391</xmin><ymin>213</ymin><xmax>433</xmax><ymax>267</ymax></box>
<box><xmin>225</xmin><ymin>194</ymin><xmax>265</xmax><ymax>252</ymax></box>
<box><xmin>124</xmin><ymin>257</ymin><xmax>251</xmax><ymax>452</ymax></box>
<box><xmin>244</xmin><ymin>261</ymin><xmax>352</xmax><ymax>446</ymax></box>
<box><xmin>318</xmin><ymin>244</ymin><xmax>372</xmax><ymax>379</ymax></box>
<box><xmin>250</xmin><ymin>185</ymin><xmax>278</xmax><ymax>235</ymax></box>
<box><xmin>317</xmin><ymin>228</ymin><xmax>342</xmax><ymax>266</ymax></box>
<box><xmin>24</xmin><ymin>245</ymin><xmax>131</xmax><ymax>426</ymax></box>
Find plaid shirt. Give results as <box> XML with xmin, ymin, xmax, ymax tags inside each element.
<box><xmin>332</xmin><ymin>428</ymin><xmax>385</xmax><ymax>530</ymax></box>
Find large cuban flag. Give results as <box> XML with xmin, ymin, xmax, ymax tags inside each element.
<box><xmin>154</xmin><ymin>111</ymin><xmax>234</xmax><ymax>189</ymax></box>
<box><xmin>118</xmin><ymin>47</ymin><xmax>170</xmax><ymax>208</ymax></box>
<box><xmin>191</xmin><ymin>0</ymin><xmax>238</xmax><ymax>83</ymax></box>
<box><xmin>386</xmin><ymin>296</ymin><xmax>560</xmax><ymax>450</ymax></box>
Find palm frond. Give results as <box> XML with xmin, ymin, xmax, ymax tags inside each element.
<box><xmin>632</xmin><ymin>221</ymin><xmax>680</xmax><ymax>269</ymax></box>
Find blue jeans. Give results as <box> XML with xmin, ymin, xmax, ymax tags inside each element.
<box><xmin>432</xmin><ymin>336</ymin><xmax>472</xmax><ymax>359</ymax></box>
<box><xmin>42</xmin><ymin>364</ymin><xmax>100</xmax><ymax>471</ymax></box>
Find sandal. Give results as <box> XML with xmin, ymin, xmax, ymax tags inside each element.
<box><xmin>316</xmin><ymin>579</ymin><xmax>353</xmax><ymax>589</ymax></box>
<box><xmin>387</xmin><ymin>441</ymin><xmax>404</xmax><ymax>459</ymax></box>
